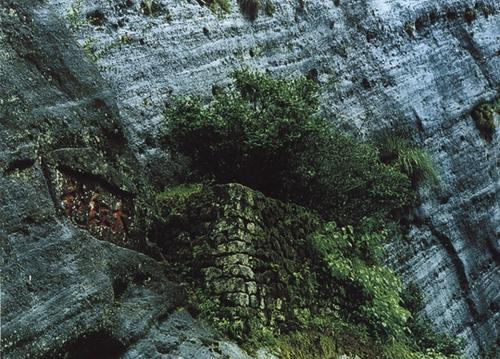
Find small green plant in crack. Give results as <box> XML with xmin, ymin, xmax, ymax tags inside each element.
<box><xmin>82</xmin><ymin>36</ymin><xmax>134</xmax><ymax>64</ymax></box>
<box><xmin>404</xmin><ymin>21</ymin><xmax>414</xmax><ymax>36</ymax></box>
<box><xmin>67</xmin><ymin>0</ymin><xmax>86</xmax><ymax>29</ymax></box>
<box><xmin>463</xmin><ymin>8</ymin><xmax>476</xmax><ymax>23</ymax></box>
<box><xmin>140</xmin><ymin>0</ymin><xmax>162</xmax><ymax>16</ymax></box>
<box><xmin>120</xmin><ymin>34</ymin><xmax>135</xmax><ymax>44</ymax></box>
<box><xmin>156</xmin><ymin>184</ymin><xmax>204</xmax><ymax>217</ymax></box>
<box><xmin>201</xmin><ymin>0</ymin><xmax>231</xmax><ymax>14</ymax></box>
<box><xmin>157</xmin><ymin>183</ymin><xmax>203</xmax><ymax>202</ymax></box>
<box><xmin>165</xmin><ymin>8</ymin><xmax>173</xmax><ymax>22</ymax></box>
<box><xmin>264</xmin><ymin>0</ymin><xmax>275</xmax><ymax>16</ymax></box>
<box><xmin>374</xmin><ymin>132</ymin><xmax>438</xmax><ymax>188</ymax></box>
<box><xmin>86</xmin><ymin>9</ymin><xmax>106</xmax><ymax>26</ymax></box>
<box><xmin>82</xmin><ymin>38</ymin><xmax>99</xmax><ymax>63</ymax></box>
<box><xmin>471</xmin><ymin>101</ymin><xmax>498</xmax><ymax>141</ymax></box>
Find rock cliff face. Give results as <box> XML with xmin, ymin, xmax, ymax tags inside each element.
<box><xmin>42</xmin><ymin>0</ymin><xmax>498</xmax><ymax>355</ymax></box>
<box><xmin>1</xmin><ymin>0</ymin><xmax>498</xmax><ymax>357</ymax></box>
<box><xmin>0</xmin><ymin>1</ymin><xmax>252</xmax><ymax>358</ymax></box>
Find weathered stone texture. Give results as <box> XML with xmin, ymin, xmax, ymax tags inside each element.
<box><xmin>0</xmin><ymin>1</ymin><xmax>252</xmax><ymax>358</ymax></box>
<box><xmin>154</xmin><ymin>184</ymin><xmax>326</xmax><ymax>335</ymax></box>
<box><xmin>44</xmin><ymin>0</ymin><xmax>498</xmax><ymax>355</ymax></box>
<box><xmin>2</xmin><ymin>0</ymin><xmax>499</xmax><ymax>356</ymax></box>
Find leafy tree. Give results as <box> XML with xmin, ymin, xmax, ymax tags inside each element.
<box><xmin>163</xmin><ymin>69</ymin><xmax>413</xmax><ymax>225</ymax></box>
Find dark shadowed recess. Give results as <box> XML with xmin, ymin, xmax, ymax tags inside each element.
<box><xmin>41</xmin><ymin>331</ymin><xmax>126</xmax><ymax>359</ymax></box>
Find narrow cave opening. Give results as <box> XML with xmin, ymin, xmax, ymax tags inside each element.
<box><xmin>48</xmin><ymin>331</ymin><xmax>126</xmax><ymax>359</ymax></box>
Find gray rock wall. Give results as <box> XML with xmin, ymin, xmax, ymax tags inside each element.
<box><xmin>0</xmin><ymin>1</ymin><xmax>251</xmax><ymax>357</ymax></box>
<box><xmin>44</xmin><ymin>0</ymin><xmax>499</xmax><ymax>356</ymax></box>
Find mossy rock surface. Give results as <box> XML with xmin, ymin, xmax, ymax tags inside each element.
<box><xmin>153</xmin><ymin>183</ymin><xmax>328</xmax><ymax>338</ymax></box>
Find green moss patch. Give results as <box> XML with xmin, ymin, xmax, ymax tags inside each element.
<box><xmin>472</xmin><ymin>101</ymin><xmax>498</xmax><ymax>141</ymax></box>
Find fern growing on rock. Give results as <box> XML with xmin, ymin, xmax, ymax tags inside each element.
<box><xmin>374</xmin><ymin>132</ymin><xmax>438</xmax><ymax>188</ymax></box>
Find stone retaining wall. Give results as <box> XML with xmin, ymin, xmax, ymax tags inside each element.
<box><xmin>154</xmin><ymin>184</ymin><xmax>328</xmax><ymax>335</ymax></box>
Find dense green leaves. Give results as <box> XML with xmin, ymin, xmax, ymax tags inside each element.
<box><xmin>292</xmin><ymin>132</ymin><xmax>414</xmax><ymax>224</ymax></box>
<box><xmin>374</xmin><ymin>132</ymin><xmax>438</xmax><ymax>187</ymax></box>
<box><xmin>311</xmin><ymin>224</ymin><xmax>463</xmax><ymax>358</ymax></box>
<box><xmin>163</xmin><ymin>69</ymin><xmax>413</xmax><ymax>225</ymax></box>
<box><xmin>312</xmin><ymin>222</ymin><xmax>409</xmax><ymax>340</ymax></box>
<box><xmin>471</xmin><ymin>101</ymin><xmax>498</xmax><ymax>142</ymax></box>
<box><xmin>160</xmin><ymin>69</ymin><xmax>456</xmax><ymax>358</ymax></box>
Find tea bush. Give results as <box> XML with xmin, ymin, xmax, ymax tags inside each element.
<box><xmin>159</xmin><ymin>69</ymin><xmax>458</xmax><ymax>358</ymax></box>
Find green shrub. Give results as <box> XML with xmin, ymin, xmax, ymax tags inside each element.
<box><xmin>471</xmin><ymin>102</ymin><xmax>497</xmax><ymax>141</ymax></box>
<box><xmin>312</xmin><ymin>222</ymin><xmax>409</xmax><ymax>340</ymax></box>
<box><xmin>310</xmin><ymin>225</ymin><xmax>463</xmax><ymax>358</ymax></box>
<box><xmin>374</xmin><ymin>132</ymin><xmax>438</xmax><ymax>187</ymax></box>
<box><xmin>158</xmin><ymin>69</ymin><xmax>461</xmax><ymax>359</ymax></box>
<box><xmin>401</xmin><ymin>284</ymin><xmax>464</xmax><ymax>357</ymax></box>
<box><xmin>239</xmin><ymin>0</ymin><xmax>260</xmax><ymax>20</ymax></box>
<box><xmin>163</xmin><ymin>69</ymin><xmax>414</xmax><ymax>225</ymax></box>
<box><xmin>294</xmin><ymin>130</ymin><xmax>414</xmax><ymax>224</ymax></box>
